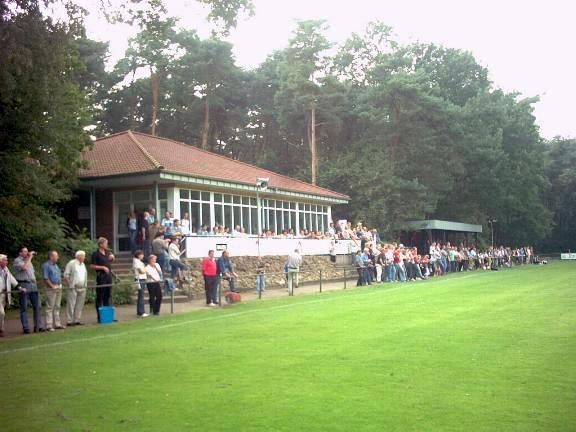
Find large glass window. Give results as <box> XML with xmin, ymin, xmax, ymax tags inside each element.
<box><xmin>251</xmin><ymin>207</ymin><xmax>258</xmax><ymax>234</ymax></box>
<box><xmin>224</xmin><ymin>205</ymin><xmax>232</xmax><ymax>229</ymax></box>
<box><xmin>178</xmin><ymin>188</ymin><xmax>330</xmax><ymax>236</ymax></box>
<box><xmin>233</xmin><ymin>206</ymin><xmax>241</xmax><ymax>229</ymax></box>
<box><xmin>202</xmin><ymin>204</ymin><xmax>210</xmax><ymax>228</ymax></box>
<box><xmin>191</xmin><ymin>202</ymin><xmax>200</xmax><ymax>230</ymax></box>
<box><xmin>214</xmin><ymin>204</ymin><xmax>223</xmax><ymax>226</ymax></box>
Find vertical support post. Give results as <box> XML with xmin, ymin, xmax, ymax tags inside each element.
<box><xmin>343</xmin><ymin>268</ymin><xmax>347</xmax><ymax>289</ymax></box>
<box><xmin>491</xmin><ymin>222</ymin><xmax>494</xmax><ymax>248</ymax></box>
<box><xmin>89</xmin><ymin>187</ymin><xmax>97</xmax><ymax>240</ymax></box>
<box><xmin>170</xmin><ymin>287</ymin><xmax>174</xmax><ymax>314</ymax></box>
<box><xmin>209</xmin><ymin>191</ymin><xmax>215</xmax><ymax>230</ymax></box>
<box><xmin>319</xmin><ymin>269</ymin><xmax>323</xmax><ymax>293</ymax></box>
<box><xmin>256</xmin><ymin>188</ymin><xmax>261</xmax><ymax>254</ymax></box>
<box><xmin>154</xmin><ymin>181</ymin><xmax>160</xmax><ymax>218</ymax></box>
<box><xmin>295</xmin><ymin>202</ymin><xmax>300</xmax><ymax>237</ymax></box>
<box><xmin>218</xmin><ymin>278</ymin><xmax>222</xmax><ymax>306</ymax></box>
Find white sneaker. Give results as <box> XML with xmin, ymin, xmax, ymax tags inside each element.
<box><xmin>209</xmin><ymin>302</ymin><xmax>216</xmax><ymax>307</ymax></box>
<box><xmin>141</xmin><ymin>313</ymin><xmax>149</xmax><ymax>318</ymax></box>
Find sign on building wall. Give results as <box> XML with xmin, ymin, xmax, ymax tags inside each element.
<box><xmin>77</xmin><ymin>206</ymin><xmax>90</xmax><ymax>220</ymax></box>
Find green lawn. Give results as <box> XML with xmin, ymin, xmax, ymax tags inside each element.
<box><xmin>1</xmin><ymin>262</ymin><xmax>575</xmax><ymax>431</ymax></box>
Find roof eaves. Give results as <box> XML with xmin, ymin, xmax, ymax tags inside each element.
<box><xmin>79</xmin><ymin>168</ymin><xmax>162</xmax><ymax>180</ymax></box>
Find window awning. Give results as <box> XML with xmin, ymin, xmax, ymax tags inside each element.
<box><xmin>402</xmin><ymin>220</ymin><xmax>483</xmax><ymax>233</ymax></box>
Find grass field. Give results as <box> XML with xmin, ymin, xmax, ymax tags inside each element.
<box><xmin>1</xmin><ymin>262</ymin><xmax>575</xmax><ymax>431</ymax></box>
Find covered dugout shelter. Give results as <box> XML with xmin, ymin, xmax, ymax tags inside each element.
<box><xmin>400</xmin><ymin>219</ymin><xmax>483</xmax><ymax>253</ymax></box>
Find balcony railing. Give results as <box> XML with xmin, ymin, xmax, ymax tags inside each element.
<box><xmin>183</xmin><ymin>235</ymin><xmax>357</xmax><ymax>258</ymax></box>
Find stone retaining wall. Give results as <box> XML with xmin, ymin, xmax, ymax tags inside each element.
<box><xmin>182</xmin><ymin>255</ymin><xmax>352</xmax><ymax>296</ymax></box>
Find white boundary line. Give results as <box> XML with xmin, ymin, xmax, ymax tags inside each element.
<box><xmin>0</xmin><ymin>273</ymin><xmax>482</xmax><ymax>356</ymax></box>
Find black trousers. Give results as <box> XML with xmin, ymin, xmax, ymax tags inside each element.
<box><xmin>204</xmin><ymin>275</ymin><xmax>217</xmax><ymax>304</ymax></box>
<box><xmin>95</xmin><ymin>286</ymin><xmax>111</xmax><ymax>322</ymax></box>
<box><xmin>356</xmin><ymin>268</ymin><xmax>365</xmax><ymax>286</ymax></box>
<box><xmin>147</xmin><ymin>282</ymin><xmax>163</xmax><ymax>315</ymax></box>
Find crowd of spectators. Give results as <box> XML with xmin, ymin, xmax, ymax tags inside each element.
<box><xmin>0</xmin><ymin>206</ymin><xmax>544</xmax><ymax>337</ymax></box>
<box><xmin>353</xmin><ymin>241</ymin><xmax>540</xmax><ymax>286</ymax></box>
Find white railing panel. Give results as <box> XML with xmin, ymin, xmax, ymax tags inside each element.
<box><xmin>184</xmin><ymin>236</ymin><xmax>357</xmax><ymax>258</ymax></box>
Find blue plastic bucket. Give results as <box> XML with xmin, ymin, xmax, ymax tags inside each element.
<box><xmin>98</xmin><ymin>306</ymin><xmax>115</xmax><ymax>324</ymax></box>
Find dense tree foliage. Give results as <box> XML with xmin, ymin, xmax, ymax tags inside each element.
<box><xmin>1</xmin><ymin>1</ymin><xmax>572</xmax><ymax>251</ymax></box>
<box><xmin>0</xmin><ymin>1</ymin><xmax>95</xmax><ymax>253</ymax></box>
<box><xmin>540</xmin><ymin>138</ymin><xmax>576</xmax><ymax>251</ymax></box>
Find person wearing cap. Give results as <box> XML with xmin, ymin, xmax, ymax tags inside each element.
<box><xmin>63</xmin><ymin>250</ymin><xmax>88</xmax><ymax>326</ymax></box>
<box><xmin>0</xmin><ymin>254</ymin><xmax>20</xmax><ymax>336</ymax></box>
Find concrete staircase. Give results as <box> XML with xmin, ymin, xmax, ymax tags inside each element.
<box><xmin>113</xmin><ymin>253</ymin><xmax>192</xmax><ymax>304</ymax></box>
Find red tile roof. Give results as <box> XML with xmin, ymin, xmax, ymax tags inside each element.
<box><xmin>80</xmin><ymin>131</ymin><xmax>349</xmax><ymax>200</ymax></box>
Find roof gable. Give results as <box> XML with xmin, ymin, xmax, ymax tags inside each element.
<box><xmin>80</xmin><ymin>131</ymin><xmax>349</xmax><ymax>200</ymax></box>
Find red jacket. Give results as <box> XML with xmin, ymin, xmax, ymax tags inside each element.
<box><xmin>201</xmin><ymin>257</ymin><xmax>217</xmax><ymax>276</ymax></box>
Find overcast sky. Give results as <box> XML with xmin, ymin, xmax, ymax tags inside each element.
<box><xmin>77</xmin><ymin>0</ymin><xmax>576</xmax><ymax>139</ymax></box>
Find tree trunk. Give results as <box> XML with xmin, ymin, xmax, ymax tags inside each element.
<box><xmin>150</xmin><ymin>71</ymin><xmax>160</xmax><ymax>136</ymax></box>
<box><xmin>201</xmin><ymin>96</ymin><xmax>210</xmax><ymax>150</ymax></box>
<box><xmin>390</xmin><ymin>96</ymin><xmax>401</xmax><ymax>173</ymax></box>
<box><xmin>308</xmin><ymin>105</ymin><xmax>318</xmax><ymax>185</ymax></box>
<box><xmin>128</xmin><ymin>70</ymin><xmax>137</xmax><ymax>130</ymax></box>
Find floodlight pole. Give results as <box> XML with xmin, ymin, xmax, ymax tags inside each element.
<box><xmin>256</xmin><ymin>186</ymin><xmax>261</xmax><ymax>256</ymax></box>
<box><xmin>255</xmin><ymin>178</ymin><xmax>269</xmax><ymax>257</ymax></box>
<box><xmin>488</xmin><ymin>218</ymin><xmax>497</xmax><ymax>248</ymax></box>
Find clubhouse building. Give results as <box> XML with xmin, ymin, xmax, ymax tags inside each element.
<box><xmin>71</xmin><ymin>131</ymin><xmax>350</xmax><ymax>255</ymax></box>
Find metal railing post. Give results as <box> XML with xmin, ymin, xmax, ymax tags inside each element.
<box><xmin>319</xmin><ymin>269</ymin><xmax>323</xmax><ymax>293</ymax></box>
<box><xmin>170</xmin><ymin>286</ymin><xmax>174</xmax><ymax>314</ymax></box>
<box><xmin>344</xmin><ymin>268</ymin><xmax>347</xmax><ymax>289</ymax></box>
<box><xmin>218</xmin><ymin>277</ymin><xmax>222</xmax><ymax>306</ymax></box>
<box><xmin>258</xmin><ymin>275</ymin><xmax>262</xmax><ymax>299</ymax></box>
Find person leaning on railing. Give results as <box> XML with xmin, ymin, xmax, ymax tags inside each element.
<box><xmin>217</xmin><ymin>250</ymin><xmax>238</xmax><ymax>293</ymax></box>
<box><xmin>168</xmin><ymin>237</ymin><xmax>188</xmax><ymax>279</ymax></box>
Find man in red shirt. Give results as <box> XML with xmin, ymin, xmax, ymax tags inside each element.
<box><xmin>201</xmin><ymin>250</ymin><xmax>218</xmax><ymax>306</ymax></box>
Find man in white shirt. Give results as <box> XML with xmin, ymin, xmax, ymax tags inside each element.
<box><xmin>286</xmin><ymin>248</ymin><xmax>302</xmax><ymax>296</ymax></box>
<box><xmin>0</xmin><ymin>254</ymin><xmax>20</xmax><ymax>337</ymax></box>
<box><xmin>64</xmin><ymin>250</ymin><xmax>88</xmax><ymax>326</ymax></box>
